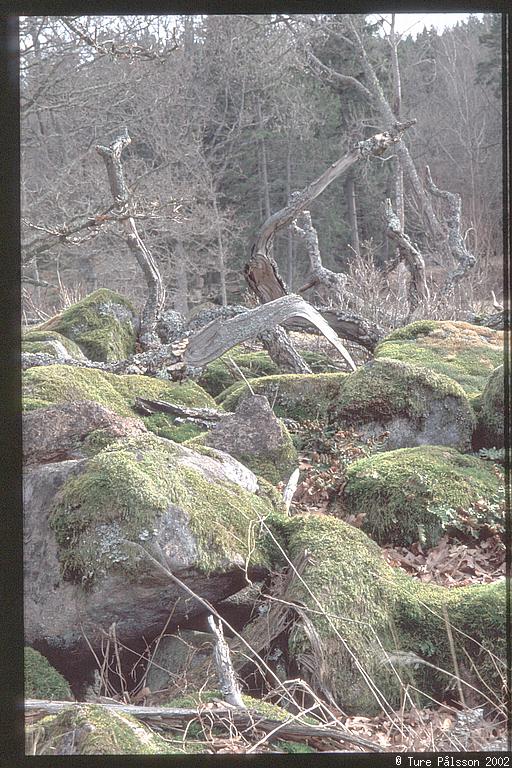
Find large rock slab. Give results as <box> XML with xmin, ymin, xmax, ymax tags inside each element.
<box><xmin>22</xmin><ymin>329</ymin><xmax>87</xmax><ymax>360</ymax></box>
<box><xmin>204</xmin><ymin>394</ymin><xmax>297</xmax><ymax>484</ymax></box>
<box><xmin>474</xmin><ymin>364</ymin><xmax>504</xmax><ymax>449</ymax></box>
<box><xmin>375</xmin><ymin>320</ymin><xmax>503</xmax><ymax>399</ymax></box>
<box><xmin>24</xmin><ymin>434</ymin><xmax>276</xmax><ymax>656</ymax></box>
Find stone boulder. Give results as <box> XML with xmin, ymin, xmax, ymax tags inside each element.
<box><xmin>22</xmin><ymin>329</ymin><xmax>87</xmax><ymax>360</ymax></box>
<box><xmin>375</xmin><ymin>320</ymin><xmax>503</xmax><ymax>400</ymax></box>
<box><xmin>24</xmin><ymin>433</ymin><xmax>277</xmax><ymax>658</ymax></box>
<box><xmin>37</xmin><ymin>288</ymin><xmax>139</xmax><ymax>362</ymax></box>
<box><xmin>474</xmin><ymin>364</ymin><xmax>504</xmax><ymax>449</ymax></box>
<box><xmin>204</xmin><ymin>394</ymin><xmax>297</xmax><ymax>484</ymax></box>
<box><xmin>339</xmin><ymin>445</ymin><xmax>503</xmax><ymax>547</ymax></box>
<box><xmin>23</xmin><ymin>400</ymin><xmax>147</xmax><ymax>464</ymax></box>
<box><xmin>270</xmin><ymin>513</ymin><xmax>506</xmax><ymax>714</ymax></box>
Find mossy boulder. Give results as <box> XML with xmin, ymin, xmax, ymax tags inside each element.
<box><xmin>22</xmin><ymin>364</ymin><xmax>216</xmax><ymax>446</ymax></box>
<box><xmin>341</xmin><ymin>445</ymin><xmax>503</xmax><ymax>547</ymax></box>
<box><xmin>36</xmin><ymin>288</ymin><xmax>139</xmax><ymax>362</ymax></box>
<box><xmin>375</xmin><ymin>320</ymin><xmax>503</xmax><ymax>398</ymax></box>
<box><xmin>270</xmin><ymin>514</ymin><xmax>401</xmax><ymax>714</ymax></box>
<box><xmin>24</xmin><ymin>647</ymin><xmax>73</xmax><ymax>700</ymax></box>
<box><xmin>199</xmin><ymin>347</ymin><xmax>336</xmax><ymax>397</ymax></box>
<box><xmin>204</xmin><ymin>394</ymin><xmax>298</xmax><ymax>484</ymax></box>
<box><xmin>268</xmin><ymin>514</ymin><xmax>505</xmax><ymax>714</ymax></box>
<box><xmin>326</xmin><ymin>358</ymin><xmax>475</xmax><ymax>452</ymax></box>
<box><xmin>24</xmin><ymin>432</ymin><xmax>282</xmax><ymax>655</ymax></box>
<box><xmin>22</xmin><ymin>329</ymin><xmax>87</xmax><ymax>360</ymax></box>
<box><xmin>475</xmin><ymin>365</ymin><xmax>504</xmax><ymax>449</ymax></box>
<box><xmin>25</xmin><ymin>703</ymin><xmax>202</xmax><ymax>754</ymax></box>
<box><xmin>217</xmin><ymin>372</ymin><xmax>349</xmax><ymax>422</ymax></box>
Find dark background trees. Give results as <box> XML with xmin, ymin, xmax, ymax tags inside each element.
<box><xmin>20</xmin><ymin>13</ymin><xmax>502</xmax><ymax>326</ymax></box>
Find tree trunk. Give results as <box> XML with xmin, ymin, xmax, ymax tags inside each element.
<box><xmin>174</xmin><ymin>241</ymin><xmax>189</xmax><ymax>317</ymax></box>
<box><xmin>345</xmin><ymin>171</ymin><xmax>360</xmax><ymax>257</ymax></box>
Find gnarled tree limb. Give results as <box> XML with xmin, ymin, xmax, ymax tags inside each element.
<box><xmin>425</xmin><ymin>165</ymin><xmax>476</xmax><ymax>292</ymax></box>
<box><xmin>383</xmin><ymin>198</ymin><xmax>429</xmax><ymax>318</ymax></box>
<box><xmin>96</xmin><ymin>130</ymin><xmax>164</xmax><ymax>348</ymax></box>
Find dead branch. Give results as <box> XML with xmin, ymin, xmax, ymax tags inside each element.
<box><xmin>184</xmin><ymin>294</ymin><xmax>356</xmax><ymax>371</ymax></box>
<box><xmin>133</xmin><ymin>397</ymin><xmax>226</xmax><ymax>426</ymax></box>
<box><xmin>245</xmin><ymin>120</ymin><xmax>416</xmax><ymax>305</ymax></box>
<box><xmin>24</xmin><ymin>699</ymin><xmax>378</xmax><ymax>751</ymax></box>
<box><xmin>383</xmin><ymin>198</ymin><xmax>429</xmax><ymax>318</ymax></box>
<box><xmin>96</xmin><ymin>130</ymin><xmax>164</xmax><ymax>348</ymax></box>
<box><xmin>425</xmin><ymin>165</ymin><xmax>477</xmax><ymax>292</ymax></box>
<box><xmin>207</xmin><ymin>615</ymin><xmax>246</xmax><ymax>708</ymax></box>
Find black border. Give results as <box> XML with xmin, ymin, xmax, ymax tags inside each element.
<box><xmin>1</xmin><ymin>2</ymin><xmax>510</xmax><ymax>766</ymax></box>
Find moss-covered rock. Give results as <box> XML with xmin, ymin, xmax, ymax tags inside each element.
<box><xmin>49</xmin><ymin>432</ymin><xmax>276</xmax><ymax>583</ymax></box>
<box><xmin>36</xmin><ymin>288</ymin><xmax>139</xmax><ymax>362</ymax></box>
<box><xmin>268</xmin><ymin>514</ymin><xmax>506</xmax><ymax>713</ymax></box>
<box><xmin>392</xmin><ymin>574</ymin><xmax>506</xmax><ymax>706</ymax></box>
<box><xmin>327</xmin><ymin>358</ymin><xmax>474</xmax><ymax>452</ymax></box>
<box><xmin>22</xmin><ymin>364</ymin><xmax>215</xmax><ymax>423</ymax></box>
<box><xmin>269</xmin><ymin>514</ymin><xmax>402</xmax><ymax>714</ymax></box>
<box><xmin>204</xmin><ymin>394</ymin><xmax>298</xmax><ymax>485</ymax></box>
<box><xmin>24</xmin><ymin>647</ymin><xmax>73</xmax><ymax>700</ymax></box>
<box><xmin>217</xmin><ymin>372</ymin><xmax>349</xmax><ymax>422</ymax></box>
<box><xmin>22</xmin><ymin>329</ymin><xmax>87</xmax><ymax>360</ymax></box>
<box><xmin>25</xmin><ymin>703</ymin><xmax>202</xmax><ymax>754</ymax></box>
<box><xmin>475</xmin><ymin>365</ymin><xmax>504</xmax><ymax>449</ymax></box>
<box><xmin>375</xmin><ymin>320</ymin><xmax>503</xmax><ymax>398</ymax></box>
<box><xmin>199</xmin><ymin>348</ymin><xmax>336</xmax><ymax>397</ymax></box>
<box><xmin>341</xmin><ymin>446</ymin><xmax>503</xmax><ymax>547</ymax></box>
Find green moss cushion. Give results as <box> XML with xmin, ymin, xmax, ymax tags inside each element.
<box><xmin>476</xmin><ymin>365</ymin><xmax>504</xmax><ymax>448</ymax></box>
<box><xmin>375</xmin><ymin>320</ymin><xmax>503</xmax><ymax>397</ymax></box>
<box><xmin>342</xmin><ymin>445</ymin><xmax>503</xmax><ymax>547</ymax></box>
<box><xmin>24</xmin><ymin>647</ymin><xmax>73</xmax><ymax>700</ymax></box>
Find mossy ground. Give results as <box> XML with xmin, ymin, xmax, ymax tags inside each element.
<box><xmin>49</xmin><ymin>433</ymin><xmax>278</xmax><ymax>583</ymax></box>
<box><xmin>392</xmin><ymin>573</ymin><xmax>506</xmax><ymax>704</ymax></box>
<box><xmin>37</xmin><ymin>288</ymin><xmax>138</xmax><ymax>362</ymax></box>
<box><xmin>24</xmin><ymin>648</ymin><xmax>73</xmax><ymax>700</ymax></box>
<box><xmin>25</xmin><ymin>703</ymin><xmax>203</xmax><ymax>754</ymax></box>
<box><xmin>375</xmin><ymin>320</ymin><xmax>503</xmax><ymax>397</ymax></box>
<box><xmin>22</xmin><ymin>329</ymin><xmax>86</xmax><ymax>359</ymax></box>
<box><xmin>199</xmin><ymin>347</ymin><xmax>336</xmax><ymax>397</ymax></box>
<box><xmin>342</xmin><ymin>446</ymin><xmax>503</xmax><ymax>547</ymax></box>
<box><xmin>217</xmin><ymin>372</ymin><xmax>349</xmax><ymax>422</ymax></box>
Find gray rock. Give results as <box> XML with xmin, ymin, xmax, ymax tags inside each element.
<box><xmin>23</xmin><ymin>400</ymin><xmax>147</xmax><ymax>464</ymax></box>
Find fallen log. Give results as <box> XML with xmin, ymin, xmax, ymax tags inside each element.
<box><xmin>24</xmin><ymin>699</ymin><xmax>379</xmax><ymax>751</ymax></box>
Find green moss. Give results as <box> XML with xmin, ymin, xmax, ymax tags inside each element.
<box><xmin>269</xmin><ymin>513</ymin><xmax>402</xmax><ymax>714</ymax></box>
<box><xmin>392</xmin><ymin>574</ymin><xmax>506</xmax><ymax>703</ymax></box>
<box><xmin>25</xmin><ymin>703</ymin><xmax>201</xmax><ymax>754</ymax></box>
<box><xmin>24</xmin><ymin>648</ymin><xmax>73</xmax><ymax>701</ymax></box>
<box><xmin>477</xmin><ymin>365</ymin><xmax>504</xmax><ymax>448</ymax></box>
<box><xmin>376</xmin><ymin>321</ymin><xmax>503</xmax><ymax>396</ymax></box>
<box><xmin>330</xmin><ymin>358</ymin><xmax>472</xmax><ymax>428</ymax></box>
<box><xmin>49</xmin><ymin>433</ymin><xmax>278</xmax><ymax>583</ymax></box>
<box><xmin>22</xmin><ymin>365</ymin><xmax>215</xmax><ymax>417</ymax></box>
<box><xmin>143</xmin><ymin>413</ymin><xmax>204</xmax><ymax>443</ymax></box>
<box><xmin>199</xmin><ymin>348</ymin><xmax>337</xmax><ymax>397</ymax></box>
<box><xmin>22</xmin><ymin>329</ymin><xmax>87</xmax><ymax>359</ymax></box>
<box><xmin>217</xmin><ymin>372</ymin><xmax>349</xmax><ymax>422</ymax></box>
<box><xmin>39</xmin><ymin>289</ymin><xmax>138</xmax><ymax>362</ymax></box>
<box><xmin>342</xmin><ymin>446</ymin><xmax>503</xmax><ymax>547</ymax></box>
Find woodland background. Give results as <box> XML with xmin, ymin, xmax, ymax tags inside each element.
<box><xmin>20</xmin><ymin>13</ymin><xmax>503</xmax><ymax>326</ymax></box>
